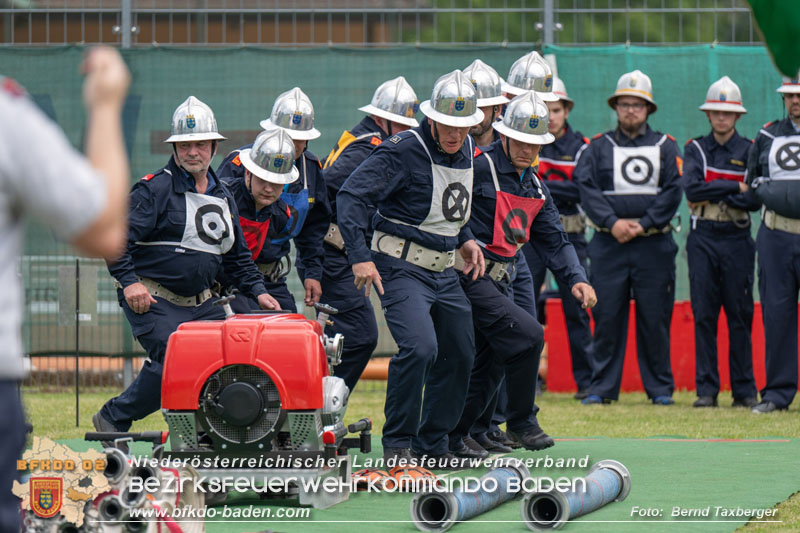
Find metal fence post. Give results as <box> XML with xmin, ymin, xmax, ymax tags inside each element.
<box><xmin>121</xmin><ymin>0</ymin><xmax>132</xmax><ymax>48</ymax></box>
<box><xmin>543</xmin><ymin>0</ymin><xmax>555</xmax><ymax>45</ymax></box>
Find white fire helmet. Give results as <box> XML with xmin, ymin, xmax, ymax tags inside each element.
<box><xmin>552</xmin><ymin>77</ymin><xmax>574</xmax><ymax>111</ymax></box>
<box><xmin>419</xmin><ymin>70</ymin><xmax>484</xmax><ymax>128</ymax></box>
<box><xmin>358</xmin><ymin>76</ymin><xmax>420</xmax><ymax>127</ymax></box>
<box><xmin>777</xmin><ymin>68</ymin><xmax>800</xmax><ymax>94</ymax></box>
<box><xmin>699</xmin><ymin>76</ymin><xmax>747</xmax><ymax>113</ymax></box>
<box><xmin>607</xmin><ymin>69</ymin><xmax>657</xmax><ymax>112</ymax></box>
<box><xmin>260</xmin><ymin>87</ymin><xmax>321</xmax><ymax>140</ymax></box>
<box><xmin>462</xmin><ymin>59</ymin><xmax>509</xmax><ymax>107</ymax></box>
<box><xmin>502</xmin><ymin>51</ymin><xmax>557</xmax><ymax>101</ymax></box>
<box><xmin>239</xmin><ymin>129</ymin><xmax>300</xmax><ymax>185</ymax></box>
<box><xmin>164</xmin><ymin>96</ymin><xmax>226</xmax><ymax>143</ymax></box>
<box><xmin>492</xmin><ymin>91</ymin><xmax>555</xmax><ymax>145</ymax></box>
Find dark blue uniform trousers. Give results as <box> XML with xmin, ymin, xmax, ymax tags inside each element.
<box><xmin>450</xmin><ymin>272</ymin><xmax>545</xmax><ymax>451</ymax></box>
<box><xmin>524</xmin><ymin>234</ymin><xmax>594</xmax><ymax>391</ymax></box>
<box><xmin>470</xmin><ymin>252</ymin><xmax>536</xmax><ymax>437</ymax></box>
<box><xmin>687</xmin><ymin>223</ymin><xmax>756</xmax><ymax>400</ymax></box>
<box><xmin>101</xmin><ymin>293</ymin><xmax>226</xmax><ymax>431</ymax></box>
<box><xmin>587</xmin><ymin>232</ymin><xmax>676</xmax><ymax>400</ymax></box>
<box><xmin>756</xmin><ymin>225</ymin><xmax>800</xmax><ymax>408</ymax></box>
<box><xmin>374</xmin><ymin>253</ymin><xmax>475</xmax><ymax>456</ymax></box>
<box><xmin>230</xmin><ymin>278</ymin><xmax>297</xmax><ymax>313</ymax></box>
<box><xmin>321</xmin><ymin>245</ymin><xmax>379</xmax><ymax>393</ymax></box>
<box><xmin>0</xmin><ymin>382</ymin><xmax>26</xmax><ymax>533</ymax></box>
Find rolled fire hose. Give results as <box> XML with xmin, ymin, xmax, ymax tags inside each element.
<box><xmin>521</xmin><ymin>459</ymin><xmax>631</xmax><ymax>531</ymax></box>
<box><xmin>410</xmin><ymin>458</ymin><xmax>530</xmax><ymax>532</ymax></box>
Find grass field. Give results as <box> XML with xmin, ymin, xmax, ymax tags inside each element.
<box><xmin>22</xmin><ymin>384</ymin><xmax>800</xmax><ymax>531</ymax></box>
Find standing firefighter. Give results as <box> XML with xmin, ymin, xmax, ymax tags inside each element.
<box><xmin>217</xmin><ymin>88</ymin><xmax>330</xmax><ymax>309</ymax></box>
<box><xmin>683</xmin><ymin>76</ymin><xmax>759</xmax><ymax>409</ymax></box>
<box><xmin>221</xmin><ymin>129</ymin><xmax>302</xmax><ymax>311</ymax></box>
<box><xmin>576</xmin><ymin>70</ymin><xmax>682</xmax><ymax>406</ymax></box>
<box><xmin>95</xmin><ymin>97</ymin><xmax>279</xmax><ymax>441</ymax></box>
<box><xmin>448</xmin><ymin>91</ymin><xmax>595</xmax><ymax>457</ymax></box>
<box><xmin>322</xmin><ymin>76</ymin><xmax>420</xmax><ymax>392</ymax></box>
<box><xmin>337</xmin><ymin>70</ymin><xmax>486</xmax><ymax>468</ymax></box>
<box><xmin>747</xmin><ymin>70</ymin><xmax>800</xmax><ymax>414</ymax></box>
<box><xmin>523</xmin><ymin>77</ymin><xmax>594</xmax><ymax>399</ymax></box>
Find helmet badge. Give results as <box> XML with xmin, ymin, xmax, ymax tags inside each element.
<box><xmin>454</xmin><ymin>97</ymin><xmax>465</xmax><ymax>112</ymax></box>
<box><xmin>529</xmin><ymin>115</ymin><xmax>540</xmax><ymax>129</ymax></box>
<box><xmin>719</xmin><ymin>90</ymin><xmax>727</xmax><ymax>102</ymax></box>
<box><xmin>544</xmin><ymin>76</ymin><xmax>553</xmax><ymax>89</ymax></box>
<box><xmin>292</xmin><ymin>111</ymin><xmax>303</xmax><ymax>125</ymax></box>
<box><xmin>629</xmin><ymin>76</ymin><xmax>638</xmax><ymax>87</ymax></box>
<box><xmin>186</xmin><ymin>114</ymin><xmax>196</xmax><ymax>129</ymax></box>
<box><xmin>273</xmin><ymin>154</ymin><xmax>284</xmax><ymax>169</ymax></box>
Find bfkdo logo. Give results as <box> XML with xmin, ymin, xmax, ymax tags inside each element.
<box><xmin>30</xmin><ymin>478</ymin><xmax>62</xmax><ymax>518</ymax></box>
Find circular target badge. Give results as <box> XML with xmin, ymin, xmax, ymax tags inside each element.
<box><xmin>442</xmin><ymin>182</ymin><xmax>470</xmax><ymax>222</ymax></box>
<box><xmin>776</xmin><ymin>142</ymin><xmax>800</xmax><ymax>172</ymax></box>
<box><xmin>502</xmin><ymin>208</ymin><xmax>529</xmax><ymax>244</ymax></box>
<box><xmin>542</xmin><ymin>167</ymin><xmax>570</xmax><ymax>182</ymax></box>
<box><xmin>621</xmin><ymin>155</ymin><xmax>654</xmax><ymax>185</ymax></box>
<box><xmin>195</xmin><ymin>204</ymin><xmax>232</xmax><ymax>245</ymax></box>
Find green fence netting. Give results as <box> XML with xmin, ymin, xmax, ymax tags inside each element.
<box><xmin>1</xmin><ymin>44</ymin><xmax>786</xmax><ymax>362</ymax></box>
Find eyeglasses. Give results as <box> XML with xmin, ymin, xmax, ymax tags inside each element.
<box><xmin>616</xmin><ymin>102</ymin><xmax>647</xmax><ymax>110</ymax></box>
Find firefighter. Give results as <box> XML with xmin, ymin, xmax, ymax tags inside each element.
<box><xmin>95</xmin><ymin>96</ymin><xmax>279</xmax><ymax>440</ymax></box>
<box><xmin>220</xmin><ymin>128</ymin><xmax>302</xmax><ymax>311</ymax></box>
<box><xmin>575</xmin><ymin>70</ymin><xmax>682</xmax><ymax>406</ymax></box>
<box><xmin>522</xmin><ymin>77</ymin><xmax>594</xmax><ymax>400</ymax></box>
<box><xmin>322</xmin><ymin>76</ymin><xmax>420</xmax><ymax>392</ymax></box>
<box><xmin>684</xmin><ymin>76</ymin><xmax>759</xmax><ymax>408</ymax></box>
<box><xmin>217</xmin><ymin>88</ymin><xmax>330</xmax><ymax>310</ymax></box>
<box><xmin>463</xmin><ymin>59</ymin><xmax>509</xmax><ymax>147</ymax></box>
<box><xmin>337</xmin><ymin>70</ymin><xmax>486</xmax><ymax>468</ymax></box>
<box><xmin>449</xmin><ymin>91</ymin><xmax>595</xmax><ymax>456</ymax></box>
<box><xmin>747</xmin><ymin>70</ymin><xmax>800</xmax><ymax>414</ymax></box>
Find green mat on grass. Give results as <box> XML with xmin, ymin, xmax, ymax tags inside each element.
<box><xmin>61</xmin><ymin>437</ymin><xmax>798</xmax><ymax>532</ymax></box>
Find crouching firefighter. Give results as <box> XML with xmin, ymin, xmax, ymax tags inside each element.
<box><xmin>220</xmin><ymin>128</ymin><xmax>304</xmax><ymax>311</ymax></box>
<box><xmin>337</xmin><ymin>70</ymin><xmax>486</xmax><ymax>469</ymax></box>
<box><xmin>747</xmin><ymin>70</ymin><xmax>800</xmax><ymax>414</ymax></box>
<box><xmin>322</xmin><ymin>76</ymin><xmax>420</xmax><ymax>392</ymax></box>
<box><xmin>217</xmin><ymin>87</ymin><xmax>330</xmax><ymax>309</ymax></box>
<box><xmin>448</xmin><ymin>91</ymin><xmax>595</xmax><ymax>457</ymax></box>
<box><xmin>95</xmin><ymin>96</ymin><xmax>280</xmax><ymax>441</ymax></box>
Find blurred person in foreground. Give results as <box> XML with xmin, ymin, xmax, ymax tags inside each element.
<box><xmin>0</xmin><ymin>47</ymin><xmax>130</xmax><ymax>533</ymax></box>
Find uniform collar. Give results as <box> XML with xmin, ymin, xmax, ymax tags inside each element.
<box><xmin>704</xmin><ymin>129</ymin><xmax>742</xmax><ymax>151</ymax></box>
<box><xmin>614</xmin><ymin>122</ymin><xmax>650</xmax><ymax>142</ymax></box>
<box><xmin>167</xmin><ymin>155</ymin><xmax>218</xmax><ymax>195</ymax></box>
<box><xmin>361</xmin><ymin>115</ymin><xmax>387</xmax><ymax>138</ymax></box>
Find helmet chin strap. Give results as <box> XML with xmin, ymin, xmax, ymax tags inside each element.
<box><xmin>431</xmin><ymin>120</ymin><xmax>447</xmax><ymax>154</ymax></box>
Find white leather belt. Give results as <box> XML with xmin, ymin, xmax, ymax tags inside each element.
<box><xmin>114</xmin><ymin>276</ymin><xmax>213</xmax><ymax>307</ymax></box>
<box><xmin>559</xmin><ymin>213</ymin><xmax>586</xmax><ymax>234</ymax></box>
<box><xmin>371</xmin><ymin>230</ymin><xmax>455</xmax><ymax>272</ymax></box>
<box><xmin>763</xmin><ymin>209</ymin><xmax>800</xmax><ymax>235</ymax></box>
<box><xmin>324</xmin><ymin>223</ymin><xmax>346</xmax><ymax>251</ymax></box>
<box><xmin>453</xmin><ymin>253</ymin><xmax>512</xmax><ymax>282</ymax></box>
<box><xmin>690</xmin><ymin>203</ymin><xmax>749</xmax><ymax>228</ymax></box>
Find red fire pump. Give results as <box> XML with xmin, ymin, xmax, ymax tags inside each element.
<box><xmin>87</xmin><ymin>303</ymin><xmax>371</xmax><ymax>510</ymax></box>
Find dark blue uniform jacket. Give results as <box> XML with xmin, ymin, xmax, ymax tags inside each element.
<box><xmin>324</xmin><ymin>116</ymin><xmax>386</xmax><ymax>225</ymax></box>
<box><xmin>747</xmin><ymin>117</ymin><xmax>800</xmax><ymax>217</ymax></box>
<box><xmin>108</xmin><ymin>156</ymin><xmax>267</xmax><ymax>299</ymax></box>
<box><xmin>217</xmin><ymin>145</ymin><xmax>331</xmax><ymax>281</ymax></box>
<box><xmin>575</xmin><ymin>124</ymin><xmax>682</xmax><ymax>231</ymax></box>
<box><xmin>683</xmin><ymin>130</ymin><xmax>758</xmax><ymax>211</ymax></box>
<box><xmin>337</xmin><ymin>119</ymin><xmax>475</xmax><ymax>264</ymax></box>
<box><xmin>538</xmin><ymin>123</ymin><xmax>589</xmax><ymax>215</ymax></box>
<box><xmin>470</xmin><ymin>140</ymin><xmax>587</xmax><ymax>288</ymax></box>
